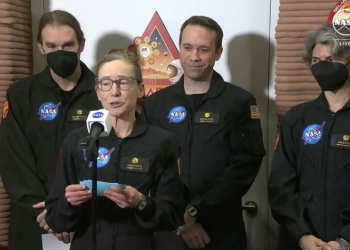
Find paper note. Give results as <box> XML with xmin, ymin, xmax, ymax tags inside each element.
<box><xmin>80</xmin><ymin>180</ymin><xmax>126</xmax><ymax>196</ymax></box>
<box><xmin>42</xmin><ymin>234</ymin><xmax>70</xmax><ymax>250</ymax></box>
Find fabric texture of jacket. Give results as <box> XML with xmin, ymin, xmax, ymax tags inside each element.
<box><xmin>0</xmin><ymin>62</ymin><xmax>102</xmax><ymax>250</ymax></box>
<box><xmin>45</xmin><ymin>117</ymin><xmax>185</xmax><ymax>250</ymax></box>
<box><xmin>140</xmin><ymin>71</ymin><xmax>266</xmax><ymax>249</ymax></box>
<box><xmin>269</xmin><ymin>93</ymin><xmax>350</xmax><ymax>249</ymax></box>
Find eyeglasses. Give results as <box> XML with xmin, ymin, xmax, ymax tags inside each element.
<box><xmin>95</xmin><ymin>76</ymin><xmax>136</xmax><ymax>91</ymax></box>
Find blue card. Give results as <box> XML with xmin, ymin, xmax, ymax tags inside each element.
<box><xmin>79</xmin><ymin>180</ymin><xmax>126</xmax><ymax>196</ymax></box>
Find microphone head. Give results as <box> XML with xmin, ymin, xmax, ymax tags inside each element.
<box><xmin>86</xmin><ymin>109</ymin><xmax>112</xmax><ymax>136</ymax></box>
<box><xmin>91</xmin><ymin>122</ymin><xmax>105</xmax><ymax>131</ymax></box>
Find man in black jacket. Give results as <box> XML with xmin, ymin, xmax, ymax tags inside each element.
<box><xmin>140</xmin><ymin>15</ymin><xmax>266</xmax><ymax>250</ymax></box>
<box><xmin>0</xmin><ymin>10</ymin><xmax>101</xmax><ymax>250</ymax></box>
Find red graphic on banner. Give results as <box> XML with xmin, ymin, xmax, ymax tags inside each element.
<box><xmin>129</xmin><ymin>12</ymin><xmax>183</xmax><ymax>103</ymax></box>
<box><xmin>328</xmin><ymin>0</ymin><xmax>350</xmax><ymax>24</ymax></box>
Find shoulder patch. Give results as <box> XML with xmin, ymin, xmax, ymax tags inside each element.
<box><xmin>2</xmin><ymin>100</ymin><xmax>9</xmax><ymax>120</ymax></box>
<box><xmin>250</xmin><ymin>105</ymin><xmax>260</xmax><ymax>119</ymax></box>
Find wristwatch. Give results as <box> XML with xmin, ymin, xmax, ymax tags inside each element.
<box><xmin>135</xmin><ymin>193</ymin><xmax>147</xmax><ymax>211</ymax></box>
<box><xmin>336</xmin><ymin>238</ymin><xmax>350</xmax><ymax>250</ymax></box>
<box><xmin>187</xmin><ymin>204</ymin><xmax>198</xmax><ymax>218</ymax></box>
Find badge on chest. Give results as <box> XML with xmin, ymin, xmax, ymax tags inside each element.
<box><xmin>38</xmin><ymin>102</ymin><xmax>61</xmax><ymax>121</ymax></box>
<box><xmin>330</xmin><ymin>134</ymin><xmax>350</xmax><ymax>149</ymax></box>
<box><xmin>67</xmin><ymin>109</ymin><xmax>89</xmax><ymax>121</ymax></box>
<box><xmin>194</xmin><ymin>112</ymin><xmax>220</xmax><ymax>124</ymax></box>
<box><xmin>120</xmin><ymin>157</ymin><xmax>149</xmax><ymax>172</ymax></box>
<box><xmin>302</xmin><ymin>121</ymin><xmax>326</xmax><ymax>145</ymax></box>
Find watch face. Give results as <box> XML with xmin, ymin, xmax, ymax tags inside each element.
<box><xmin>138</xmin><ymin>201</ymin><xmax>147</xmax><ymax>211</ymax></box>
<box><xmin>188</xmin><ymin>207</ymin><xmax>197</xmax><ymax>217</ymax></box>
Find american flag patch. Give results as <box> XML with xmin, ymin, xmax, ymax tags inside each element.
<box><xmin>250</xmin><ymin>105</ymin><xmax>260</xmax><ymax>119</ymax></box>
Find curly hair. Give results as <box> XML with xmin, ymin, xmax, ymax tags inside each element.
<box><xmin>303</xmin><ymin>23</ymin><xmax>350</xmax><ymax>66</ymax></box>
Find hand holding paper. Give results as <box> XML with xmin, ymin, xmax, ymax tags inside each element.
<box><xmin>104</xmin><ymin>185</ymin><xmax>141</xmax><ymax>209</ymax></box>
<box><xmin>65</xmin><ymin>184</ymin><xmax>92</xmax><ymax>206</ymax></box>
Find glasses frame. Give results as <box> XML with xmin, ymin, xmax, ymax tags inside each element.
<box><xmin>95</xmin><ymin>76</ymin><xmax>136</xmax><ymax>91</ymax></box>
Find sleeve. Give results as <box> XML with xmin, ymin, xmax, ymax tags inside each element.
<box><xmin>268</xmin><ymin>113</ymin><xmax>312</xmax><ymax>243</ymax></box>
<box><xmin>340</xmin><ymin>208</ymin><xmax>350</xmax><ymax>242</ymax></box>
<box><xmin>135</xmin><ymin>134</ymin><xmax>185</xmax><ymax>231</ymax></box>
<box><xmin>45</xmin><ymin>139</ymin><xmax>81</xmax><ymax>233</ymax></box>
<box><xmin>193</xmin><ymin>96</ymin><xmax>266</xmax><ymax>217</ymax></box>
<box><xmin>0</xmin><ymin>90</ymin><xmax>47</xmax><ymax>219</ymax></box>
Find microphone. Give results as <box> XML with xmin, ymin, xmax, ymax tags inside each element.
<box><xmin>86</xmin><ymin>109</ymin><xmax>112</xmax><ymax>137</ymax></box>
<box><xmin>79</xmin><ymin>109</ymin><xmax>113</xmax><ymax>250</ymax></box>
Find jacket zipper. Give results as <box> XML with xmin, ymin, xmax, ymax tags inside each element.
<box><xmin>115</xmin><ymin>138</ymin><xmax>123</xmax><ymax>182</ymax></box>
<box><xmin>324</xmin><ymin>112</ymin><xmax>335</xmax><ymax>239</ymax></box>
<box><xmin>188</xmin><ymin>112</ymin><xmax>194</xmax><ymax>185</ymax></box>
<box><xmin>112</xmin><ymin>138</ymin><xmax>123</xmax><ymax>250</ymax></box>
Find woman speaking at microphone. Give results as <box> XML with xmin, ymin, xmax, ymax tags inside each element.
<box><xmin>45</xmin><ymin>48</ymin><xmax>184</xmax><ymax>250</ymax></box>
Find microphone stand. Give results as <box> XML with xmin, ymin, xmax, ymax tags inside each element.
<box><xmin>79</xmin><ymin>127</ymin><xmax>102</xmax><ymax>250</ymax></box>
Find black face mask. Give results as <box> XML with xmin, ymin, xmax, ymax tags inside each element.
<box><xmin>46</xmin><ymin>50</ymin><xmax>79</xmax><ymax>78</ymax></box>
<box><xmin>311</xmin><ymin>60</ymin><xmax>350</xmax><ymax>91</ymax></box>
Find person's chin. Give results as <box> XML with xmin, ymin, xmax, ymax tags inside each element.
<box><xmin>109</xmin><ymin>108</ymin><xmax>123</xmax><ymax>118</ymax></box>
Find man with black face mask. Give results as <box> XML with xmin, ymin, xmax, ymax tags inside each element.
<box><xmin>269</xmin><ymin>23</ymin><xmax>350</xmax><ymax>250</ymax></box>
<box><xmin>0</xmin><ymin>10</ymin><xmax>101</xmax><ymax>250</ymax></box>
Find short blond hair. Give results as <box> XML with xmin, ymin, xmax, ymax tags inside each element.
<box><xmin>96</xmin><ymin>48</ymin><xmax>143</xmax><ymax>84</ymax></box>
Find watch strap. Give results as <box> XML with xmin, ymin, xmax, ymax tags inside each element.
<box><xmin>136</xmin><ymin>193</ymin><xmax>147</xmax><ymax>211</ymax></box>
<box><xmin>336</xmin><ymin>238</ymin><xmax>350</xmax><ymax>250</ymax></box>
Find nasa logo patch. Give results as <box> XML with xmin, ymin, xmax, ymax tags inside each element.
<box><xmin>92</xmin><ymin>112</ymin><xmax>104</xmax><ymax>118</ymax></box>
<box><xmin>89</xmin><ymin>147</ymin><xmax>115</xmax><ymax>168</ymax></box>
<box><xmin>167</xmin><ymin>106</ymin><xmax>187</xmax><ymax>123</ymax></box>
<box><xmin>38</xmin><ymin>102</ymin><xmax>61</xmax><ymax>121</ymax></box>
<box><xmin>302</xmin><ymin>121</ymin><xmax>326</xmax><ymax>145</ymax></box>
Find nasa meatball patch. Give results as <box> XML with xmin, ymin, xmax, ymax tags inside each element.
<box><xmin>167</xmin><ymin>106</ymin><xmax>187</xmax><ymax>123</ymax></box>
<box><xmin>38</xmin><ymin>102</ymin><xmax>61</xmax><ymax>121</ymax></box>
<box><xmin>302</xmin><ymin>121</ymin><xmax>326</xmax><ymax>145</ymax></box>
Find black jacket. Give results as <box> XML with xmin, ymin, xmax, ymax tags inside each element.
<box><xmin>45</xmin><ymin>118</ymin><xmax>185</xmax><ymax>250</ymax></box>
<box><xmin>269</xmin><ymin>93</ymin><xmax>350</xmax><ymax>249</ymax></box>
<box><xmin>140</xmin><ymin>71</ymin><xmax>266</xmax><ymax>249</ymax></box>
<box><xmin>0</xmin><ymin>63</ymin><xmax>102</xmax><ymax>250</ymax></box>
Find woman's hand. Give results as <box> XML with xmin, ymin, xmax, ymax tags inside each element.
<box><xmin>65</xmin><ymin>185</ymin><xmax>92</xmax><ymax>206</ymax></box>
<box><xmin>104</xmin><ymin>186</ymin><xmax>141</xmax><ymax>208</ymax></box>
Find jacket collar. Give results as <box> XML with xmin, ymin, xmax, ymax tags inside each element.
<box><xmin>173</xmin><ymin>70</ymin><xmax>226</xmax><ymax>100</ymax></box>
<box><xmin>312</xmin><ymin>92</ymin><xmax>350</xmax><ymax>111</ymax></box>
<box><xmin>38</xmin><ymin>61</ymin><xmax>95</xmax><ymax>94</ymax></box>
<box><xmin>111</xmin><ymin>112</ymin><xmax>148</xmax><ymax>140</ymax></box>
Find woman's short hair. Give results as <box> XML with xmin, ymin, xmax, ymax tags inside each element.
<box><xmin>303</xmin><ymin>23</ymin><xmax>350</xmax><ymax>65</ymax></box>
<box><xmin>96</xmin><ymin>48</ymin><xmax>143</xmax><ymax>84</ymax></box>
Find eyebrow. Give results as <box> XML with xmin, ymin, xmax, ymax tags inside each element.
<box><xmin>44</xmin><ymin>40</ymin><xmax>76</xmax><ymax>47</ymax></box>
<box><xmin>312</xmin><ymin>56</ymin><xmax>332</xmax><ymax>59</ymax></box>
<box><xmin>182</xmin><ymin>43</ymin><xmax>210</xmax><ymax>49</ymax></box>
